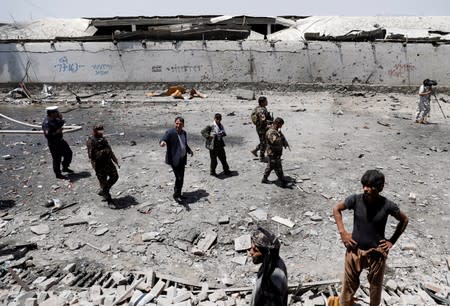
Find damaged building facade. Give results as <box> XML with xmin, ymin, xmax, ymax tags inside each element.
<box><xmin>0</xmin><ymin>15</ymin><xmax>450</xmax><ymax>86</ymax></box>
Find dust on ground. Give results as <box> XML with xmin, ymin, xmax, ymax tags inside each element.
<box><xmin>1</xmin><ymin>87</ymin><xmax>449</xmax><ymax>290</ymax></box>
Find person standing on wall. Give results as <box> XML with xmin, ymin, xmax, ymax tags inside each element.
<box><xmin>160</xmin><ymin>117</ymin><xmax>193</xmax><ymax>203</ymax></box>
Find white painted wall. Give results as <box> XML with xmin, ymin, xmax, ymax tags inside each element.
<box><xmin>0</xmin><ymin>40</ymin><xmax>448</xmax><ymax>85</ymax></box>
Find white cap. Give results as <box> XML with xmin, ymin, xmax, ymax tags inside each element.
<box><xmin>46</xmin><ymin>106</ymin><xmax>59</xmax><ymax>112</ymax></box>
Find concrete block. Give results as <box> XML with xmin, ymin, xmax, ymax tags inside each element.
<box><xmin>225</xmin><ymin>297</ymin><xmax>236</xmax><ymax>306</ymax></box>
<box><xmin>385</xmin><ymin>279</ymin><xmax>397</xmax><ymax>291</ymax></box>
<box><xmin>218</xmin><ymin>216</ymin><xmax>230</xmax><ymax>224</ymax></box>
<box><xmin>235</xmin><ymin>89</ymin><xmax>255</xmax><ymax>100</ymax></box>
<box><xmin>24</xmin><ymin>298</ymin><xmax>37</xmax><ymax>306</ymax></box>
<box><xmin>30</xmin><ymin>223</ymin><xmax>50</xmax><ymax>235</ymax></box>
<box><xmin>400</xmin><ymin>242</ymin><xmax>418</xmax><ymax>251</ymax></box>
<box><xmin>165</xmin><ymin>286</ymin><xmax>177</xmax><ymax>300</ymax></box>
<box><xmin>16</xmin><ymin>291</ymin><xmax>37</xmax><ymax>305</ymax></box>
<box><xmin>32</xmin><ymin>276</ymin><xmax>47</xmax><ymax>286</ymax></box>
<box><xmin>103</xmin><ymin>295</ymin><xmax>115</xmax><ymax>305</ymax></box>
<box><xmin>89</xmin><ymin>285</ymin><xmax>102</xmax><ymax>300</ymax></box>
<box><xmin>234</xmin><ymin>235</ymin><xmax>251</xmax><ymax>252</ymax></box>
<box><xmin>197</xmin><ymin>282</ymin><xmax>209</xmax><ymax>301</ymax></box>
<box><xmin>148</xmin><ymin>280</ymin><xmax>165</xmax><ymax>297</ymax></box>
<box><xmin>37</xmin><ymin>291</ymin><xmax>49</xmax><ymax>303</ymax></box>
<box><xmin>36</xmin><ymin>277</ymin><xmax>58</xmax><ymax>291</ymax></box>
<box><xmin>40</xmin><ymin>296</ymin><xmax>67</xmax><ymax>306</ymax></box>
<box><xmin>63</xmin><ymin>263</ymin><xmax>76</xmax><ymax>272</ymax></box>
<box><xmin>231</xmin><ymin>255</ymin><xmax>247</xmax><ymax>265</ymax></box>
<box><xmin>208</xmin><ymin>289</ymin><xmax>226</xmax><ymax>302</ymax></box>
<box><xmin>61</xmin><ymin>273</ymin><xmax>77</xmax><ymax>285</ymax></box>
<box><xmin>271</xmin><ymin>216</ymin><xmax>295</xmax><ymax>228</ymax></box>
<box><xmin>142</xmin><ymin>232</ymin><xmax>161</xmax><ymax>242</ymax></box>
<box><xmin>91</xmin><ymin>294</ymin><xmax>104</xmax><ymax>306</ymax></box>
<box><xmin>111</xmin><ymin>272</ymin><xmax>127</xmax><ymax>285</ymax></box>
<box><xmin>173</xmin><ymin>291</ymin><xmax>191</xmax><ymax>303</ymax></box>
<box><xmin>248</xmin><ymin>208</ymin><xmax>267</xmax><ymax>221</ymax></box>
<box><xmin>191</xmin><ymin>231</ymin><xmax>217</xmax><ymax>256</ymax></box>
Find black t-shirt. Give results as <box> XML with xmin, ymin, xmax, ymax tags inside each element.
<box><xmin>344</xmin><ymin>193</ymin><xmax>400</xmax><ymax>250</ymax></box>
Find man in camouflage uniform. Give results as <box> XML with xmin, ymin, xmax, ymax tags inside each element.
<box><xmin>87</xmin><ymin>125</ymin><xmax>120</xmax><ymax>204</ymax></box>
<box><xmin>262</xmin><ymin>118</ymin><xmax>288</xmax><ymax>187</ymax></box>
<box><xmin>251</xmin><ymin>96</ymin><xmax>273</xmax><ymax>162</ymax></box>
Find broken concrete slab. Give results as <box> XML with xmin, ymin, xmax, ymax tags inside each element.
<box><xmin>209</xmin><ymin>289</ymin><xmax>227</xmax><ymax>302</ymax></box>
<box><xmin>111</xmin><ymin>271</ymin><xmax>127</xmax><ymax>285</ymax></box>
<box><xmin>24</xmin><ymin>297</ymin><xmax>38</xmax><ymax>306</ymax></box>
<box><xmin>231</xmin><ymin>255</ymin><xmax>247</xmax><ymax>265</ymax></box>
<box><xmin>218</xmin><ymin>215</ymin><xmax>230</xmax><ymax>224</ymax></box>
<box><xmin>310</xmin><ymin>214</ymin><xmax>323</xmax><ymax>222</ymax></box>
<box><xmin>30</xmin><ymin>223</ymin><xmax>49</xmax><ymax>235</ymax></box>
<box><xmin>36</xmin><ymin>277</ymin><xmax>58</xmax><ymax>291</ymax></box>
<box><xmin>234</xmin><ymin>234</ymin><xmax>251</xmax><ymax>252</ymax></box>
<box><xmin>386</xmin><ymin>279</ymin><xmax>397</xmax><ymax>291</ymax></box>
<box><xmin>235</xmin><ymin>89</ymin><xmax>255</xmax><ymax>100</ymax></box>
<box><xmin>149</xmin><ymin>280</ymin><xmax>166</xmax><ymax>297</ymax></box>
<box><xmin>39</xmin><ymin>296</ymin><xmax>67</xmax><ymax>306</ymax></box>
<box><xmin>271</xmin><ymin>216</ymin><xmax>295</xmax><ymax>228</ymax></box>
<box><xmin>61</xmin><ymin>273</ymin><xmax>77</xmax><ymax>286</ymax></box>
<box><xmin>401</xmin><ymin>242</ymin><xmax>418</xmax><ymax>251</ymax></box>
<box><xmin>94</xmin><ymin>227</ymin><xmax>109</xmax><ymax>236</ymax></box>
<box><xmin>191</xmin><ymin>230</ymin><xmax>217</xmax><ymax>256</ymax></box>
<box><xmin>248</xmin><ymin>208</ymin><xmax>267</xmax><ymax>221</ymax></box>
<box><xmin>63</xmin><ymin>263</ymin><xmax>76</xmax><ymax>272</ymax></box>
<box><xmin>142</xmin><ymin>232</ymin><xmax>161</xmax><ymax>242</ymax></box>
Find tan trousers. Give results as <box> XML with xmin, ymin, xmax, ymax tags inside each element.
<box><xmin>340</xmin><ymin>247</ymin><xmax>387</xmax><ymax>306</ymax></box>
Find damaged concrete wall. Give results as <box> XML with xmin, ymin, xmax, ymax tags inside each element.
<box><xmin>0</xmin><ymin>40</ymin><xmax>449</xmax><ymax>85</ymax></box>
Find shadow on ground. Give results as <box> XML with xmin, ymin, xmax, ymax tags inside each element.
<box><xmin>0</xmin><ymin>200</ymin><xmax>16</xmax><ymax>210</ymax></box>
<box><xmin>68</xmin><ymin>171</ymin><xmax>92</xmax><ymax>183</ymax></box>
<box><xmin>111</xmin><ymin>195</ymin><xmax>139</xmax><ymax>209</ymax></box>
<box><xmin>179</xmin><ymin>189</ymin><xmax>209</xmax><ymax>211</ymax></box>
<box><xmin>215</xmin><ymin>170</ymin><xmax>239</xmax><ymax>180</ymax></box>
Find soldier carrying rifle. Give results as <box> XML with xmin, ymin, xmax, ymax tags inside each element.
<box><xmin>261</xmin><ymin>117</ymin><xmax>289</xmax><ymax>187</ymax></box>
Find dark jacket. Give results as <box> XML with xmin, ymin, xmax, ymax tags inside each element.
<box><xmin>161</xmin><ymin>128</ymin><xmax>192</xmax><ymax>166</ymax></box>
<box><xmin>42</xmin><ymin>117</ymin><xmax>65</xmax><ymax>144</ymax></box>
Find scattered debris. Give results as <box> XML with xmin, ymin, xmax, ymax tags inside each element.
<box><xmin>218</xmin><ymin>215</ymin><xmax>230</xmax><ymax>224</ymax></box>
<box><xmin>271</xmin><ymin>216</ymin><xmax>295</xmax><ymax>228</ymax></box>
<box><xmin>235</xmin><ymin>89</ymin><xmax>255</xmax><ymax>100</ymax></box>
<box><xmin>234</xmin><ymin>234</ymin><xmax>251</xmax><ymax>252</ymax></box>
<box><xmin>30</xmin><ymin>223</ymin><xmax>50</xmax><ymax>235</ymax></box>
<box><xmin>191</xmin><ymin>231</ymin><xmax>217</xmax><ymax>255</ymax></box>
<box><xmin>377</xmin><ymin>120</ymin><xmax>390</xmax><ymax>127</ymax></box>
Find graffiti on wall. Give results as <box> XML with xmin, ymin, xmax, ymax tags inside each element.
<box><xmin>91</xmin><ymin>64</ymin><xmax>113</xmax><ymax>75</ymax></box>
<box><xmin>54</xmin><ymin>57</ymin><xmax>85</xmax><ymax>73</ymax></box>
<box><xmin>388</xmin><ymin>63</ymin><xmax>416</xmax><ymax>77</ymax></box>
<box><xmin>151</xmin><ymin>65</ymin><xmax>202</xmax><ymax>73</ymax></box>
<box><xmin>54</xmin><ymin>57</ymin><xmax>114</xmax><ymax>75</ymax></box>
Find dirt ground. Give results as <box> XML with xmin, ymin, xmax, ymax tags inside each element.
<box><xmin>1</xmin><ymin>87</ymin><xmax>450</xmax><ymax>293</ymax></box>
